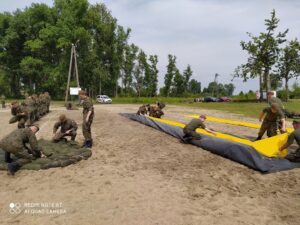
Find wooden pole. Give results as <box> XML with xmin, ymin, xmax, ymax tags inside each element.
<box><xmin>65</xmin><ymin>44</ymin><xmax>74</xmax><ymax>104</ymax></box>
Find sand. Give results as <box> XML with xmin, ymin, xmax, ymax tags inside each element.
<box><xmin>0</xmin><ymin>104</ymin><xmax>299</xmax><ymax>225</ymax></box>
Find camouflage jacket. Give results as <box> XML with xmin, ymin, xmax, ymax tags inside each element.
<box><xmin>0</xmin><ymin>128</ymin><xmax>39</xmax><ymax>154</ymax></box>
<box><xmin>53</xmin><ymin>119</ymin><xmax>78</xmax><ymax>134</ymax></box>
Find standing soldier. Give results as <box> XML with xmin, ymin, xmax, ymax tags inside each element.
<box><xmin>44</xmin><ymin>92</ymin><xmax>51</xmax><ymax>113</ymax></box>
<box><xmin>9</xmin><ymin>101</ymin><xmax>28</xmax><ymax>128</ymax></box>
<box><xmin>79</xmin><ymin>90</ymin><xmax>94</xmax><ymax>148</ymax></box>
<box><xmin>0</xmin><ymin>125</ymin><xmax>42</xmax><ymax>175</ymax></box>
<box><xmin>52</xmin><ymin>114</ymin><xmax>78</xmax><ymax>142</ymax></box>
<box><xmin>255</xmin><ymin>103</ymin><xmax>286</xmax><ymax>140</ymax></box>
<box><xmin>1</xmin><ymin>95</ymin><xmax>5</xmax><ymax>108</ymax></box>
<box><xmin>24</xmin><ymin>95</ymin><xmax>36</xmax><ymax>124</ymax></box>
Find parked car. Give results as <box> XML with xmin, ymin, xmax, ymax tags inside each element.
<box><xmin>204</xmin><ymin>96</ymin><xmax>218</xmax><ymax>102</ymax></box>
<box><xmin>96</xmin><ymin>95</ymin><xmax>112</xmax><ymax>104</ymax></box>
<box><xmin>217</xmin><ymin>97</ymin><xmax>231</xmax><ymax>102</ymax></box>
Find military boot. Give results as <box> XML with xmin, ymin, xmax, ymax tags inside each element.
<box><xmin>7</xmin><ymin>162</ymin><xmax>20</xmax><ymax>176</ymax></box>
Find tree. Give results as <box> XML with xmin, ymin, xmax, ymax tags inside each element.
<box><xmin>172</xmin><ymin>69</ymin><xmax>185</xmax><ymax>96</ymax></box>
<box><xmin>235</xmin><ymin>10</ymin><xmax>288</xmax><ymax>97</ymax></box>
<box><xmin>122</xmin><ymin>44</ymin><xmax>138</xmax><ymax>96</ymax></box>
<box><xmin>183</xmin><ymin>65</ymin><xmax>193</xmax><ymax>92</ymax></box>
<box><xmin>277</xmin><ymin>39</ymin><xmax>300</xmax><ymax>101</ymax></box>
<box><xmin>188</xmin><ymin>79</ymin><xmax>201</xmax><ymax>94</ymax></box>
<box><xmin>148</xmin><ymin>55</ymin><xmax>159</xmax><ymax>97</ymax></box>
<box><xmin>164</xmin><ymin>54</ymin><xmax>177</xmax><ymax>96</ymax></box>
<box><xmin>133</xmin><ymin>50</ymin><xmax>147</xmax><ymax>97</ymax></box>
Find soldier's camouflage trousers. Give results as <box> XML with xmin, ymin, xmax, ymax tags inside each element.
<box><xmin>183</xmin><ymin>128</ymin><xmax>202</xmax><ymax>140</ymax></box>
<box><xmin>4</xmin><ymin>147</ymin><xmax>35</xmax><ymax>167</ymax></box>
<box><xmin>82</xmin><ymin>116</ymin><xmax>93</xmax><ymax>141</ymax></box>
<box><xmin>285</xmin><ymin>148</ymin><xmax>300</xmax><ymax>162</ymax></box>
<box><xmin>52</xmin><ymin>131</ymin><xmax>77</xmax><ymax>142</ymax></box>
<box><xmin>258</xmin><ymin>121</ymin><xmax>278</xmax><ymax>137</ymax></box>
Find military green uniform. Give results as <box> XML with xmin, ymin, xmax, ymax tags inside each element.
<box><xmin>45</xmin><ymin>93</ymin><xmax>51</xmax><ymax>113</ymax></box>
<box><xmin>258</xmin><ymin>107</ymin><xmax>285</xmax><ymax>138</ymax></box>
<box><xmin>1</xmin><ymin>95</ymin><xmax>5</xmax><ymax>108</ymax></box>
<box><xmin>24</xmin><ymin>97</ymin><xmax>36</xmax><ymax>124</ymax></box>
<box><xmin>53</xmin><ymin>119</ymin><xmax>78</xmax><ymax>142</ymax></box>
<box><xmin>285</xmin><ymin>128</ymin><xmax>300</xmax><ymax>162</ymax></box>
<box><xmin>137</xmin><ymin>104</ymin><xmax>149</xmax><ymax>115</ymax></box>
<box><xmin>183</xmin><ymin>119</ymin><xmax>206</xmax><ymax>139</ymax></box>
<box><xmin>82</xmin><ymin>97</ymin><xmax>94</xmax><ymax>142</ymax></box>
<box><xmin>149</xmin><ymin>106</ymin><xmax>164</xmax><ymax>118</ymax></box>
<box><xmin>9</xmin><ymin>105</ymin><xmax>28</xmax><ymax>128</ymax></box>
<box><xmin>0</xmin><ymin>128</ymin><xmax>41</xmax><ymax>167</ymax></box>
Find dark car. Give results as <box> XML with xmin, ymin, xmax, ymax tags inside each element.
<box><xmin>218</xmin><ymin>97</ymin><xmax>231</xmax><ymax>102</ymax></box>
<box><xmin>204</xmin><ymin>96</ymin><xmax>218</xmax><ymax>102</ymax></box>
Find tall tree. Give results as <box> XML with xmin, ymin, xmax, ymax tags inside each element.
<box><xmin>277</xmin><ymin>39</ymin><xmax>300</xmax><ymax>101</ymax></box>
<box><xmin>183</xmin><ymin>64</ymin><xmax>193</xmax><ymax>92</ymax></box>
<box><xmin>172</xmin><ymin>69</ymin><xmax>185</xmax><ymax>96</ymax></box>
<box><xmin>133</xmin><ymin>50</ymin><xmax>147</xmax><ymax>97</ymax></box>
<box><xmin>148</xmin><ymin>55</ymin><xmax>159</xmax><ymax>97</ymax></box>
<box><xmin>235</xmin><ymin>10</ymin><xmax>288</xmax><ymax>96</ymax></box>
<box><xmin>164</xmin><ymin>54</ymin><xmax>177</xmax><ymax>97</ymax></box>
<box><xmin>122</xmin><ymin>44</ymin><xmax>138</xmax><ymax>96</ymax></box>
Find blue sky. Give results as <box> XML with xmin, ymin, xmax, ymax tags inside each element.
<box><xmin>1</xmin><ymin>0</ymin><xmax>300</xmax><ymax>93</ymax></box>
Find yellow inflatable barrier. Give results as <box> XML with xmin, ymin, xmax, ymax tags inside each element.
<box><xmin>185</xmin><ymin>114</ymin><xmax>294</xmax><ymax>133</ymax></box>
<box><xmin>149</xmin><ymin>116</ymin><xmax>288</xmax><ymax>158</ymax></box>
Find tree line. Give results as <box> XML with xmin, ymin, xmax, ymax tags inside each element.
<box><xmin>234</xmin><ymin>9</ymin><xmax>300</xmax><ymax>101</ymax></box>
<box><xmin>1</xmin><ymin>0</ymin><xmax>212</xmax><ymax>99</ymax></box>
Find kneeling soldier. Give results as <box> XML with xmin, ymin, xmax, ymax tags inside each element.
<box><xmin>278</xmin><ymin>120</ymin><xmax>300</xmax><ymax>162</ymax></box>
<box><xmin>0</xmin><ymin>125</ymin><xmax>42</xmax><ymax>175</ymax></box>
<box><xmin>52</xmin><ymin>114</ymin><xmax>78</xmax><ymax>142</ymax></box>
<box><xmin>183</xmin><ymin>115</ymin><xmax>216</xmax><ymax>140</ymax></box>
<box><xmin>256</xmin><ymin>103</ymin><xmax>286</xmax><ymax>140</ymax></box>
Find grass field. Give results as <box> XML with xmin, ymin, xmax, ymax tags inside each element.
<box><xmin>3</xmin><ymin>97</ymin><xmax>299</xmax><ymax>119</ymax></box>
<box><xmin>112</xmin><ymin>97</ymin><xmax>300</xmax><ymax>118</ymax></box>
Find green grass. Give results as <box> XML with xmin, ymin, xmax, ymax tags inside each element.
<box><xmin>112</xmin><ymin>97</ymin><xmax>300</xmax><ymax>119</ymax></box>
<box><xmin>4</xmin><ymin>97</ymin><xmax>300</xmax><ymax>119</ymax></box>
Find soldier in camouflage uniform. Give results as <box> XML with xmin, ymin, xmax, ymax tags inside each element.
<box><xmin>279</xmin><ymin>120</ymin><xmax>300</xmax><ymax>162</ymax></box>
<box><xmin>0</xmin><ymin>125</ymin><xmax>41</xmax><ymax>175</ymax></box>
<box><xmin>148</xmin><ymin>102</ymin><xmax>166</xmax><ymax>118</ymax></box>
<box><xmin>53</xmin><ymin>114</ymin><xmax>78</xmax><ymax>142</ymax></box>
<box><xmin>183</xmin><ymin>115</ymin><xmax>216</xmax><ymax>141</ymax></box>
<box><xmin>79</xmin><ymin>90</ymin><xmax>94</xmax><ymax>148</ymax></box>
<box><xmin>137</xmin><ymin>104</ymin><xmax>150</xmax><ymax>115</ymax></box>
<box><xmin>44</xmin><ymin>92</ymin><xmax>51</xmax><ymax>113</ymax></box>
<box><xmin>1</xmin><ymin>95</ymin><xmax>5</xmax><ymax>108</ymax></box>
<box><xmin>256</xmin><ymin>103</ymin><xmax>286</xmax><ymax>140</ymax></box>
<box><xmin>9</xmin><ymin>101</ymin><xmax>28</xmax><ymax>128</ymax></box>
<box><xmin>24</xmin><ymin>95</ymin><xmax>36</xmax><ymax>125</ymax></box>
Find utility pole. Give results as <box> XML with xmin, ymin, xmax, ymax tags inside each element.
<box><xmin>65</xmin><ymin>42</ymin><xmax>80</xmax><ymax>104</ymax></box>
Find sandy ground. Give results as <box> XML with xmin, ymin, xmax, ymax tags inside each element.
<box><xmin>0</xmin><ymin>104</ymin><xmax>299</xmax><ymax>225</ymax></box>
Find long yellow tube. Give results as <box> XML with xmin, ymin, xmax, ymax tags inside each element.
<box><xmin>149</xmin><ymin>116</ymin><xmax>288</xmax><ymax>158</ymax></box>
<box><xmin>185</xmin><ymin>114</ymin><xmax>293</xmax><ymax>133</ymax></box>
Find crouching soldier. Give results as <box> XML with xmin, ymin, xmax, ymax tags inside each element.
<box><xmin>79</xmin><ymin>90</ymin><xmax>94</xmax><ymax>148</ymax></box>
<box><xmin>52</xmin><ymin>114</ymin><xmax>78</xmax><ymax>142</ymax></box>
<box><xmin>0</xmin><ymin>125</ymin><xmax>42</xmax><ymax>175</ymax></box>
<box><xmin>183</xmin><ymin>115</ymin><xmax>216</xmax><ymax>142</ymax></box>
<box><xmin>149</xmin><ymin>102</ymin><xmax>166</xmax><ymax>118</ymax></box>
<box><xmin>278</xmin><ymin>120</ymin><xmax>300</xmax><ymax>162</ymax></box>
<box><xmin>137</xmin><ymin>104</ymin><xmax>150</xmax><ymax>115</ymax></box>
<box><xmin>9</xmin><ymin>101</ymin><xmax>28</xmax><ymax>129</ymax></box>
<box><xmin>256</xmin><ymin>103</ymin><xmax>286</xmax><ymax>140</ymax></box>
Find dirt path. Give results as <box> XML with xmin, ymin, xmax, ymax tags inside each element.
<box><xmin>0</xmin><ymin>104</ymin><xmax>299</xmax><ymax>225</ymax></box>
